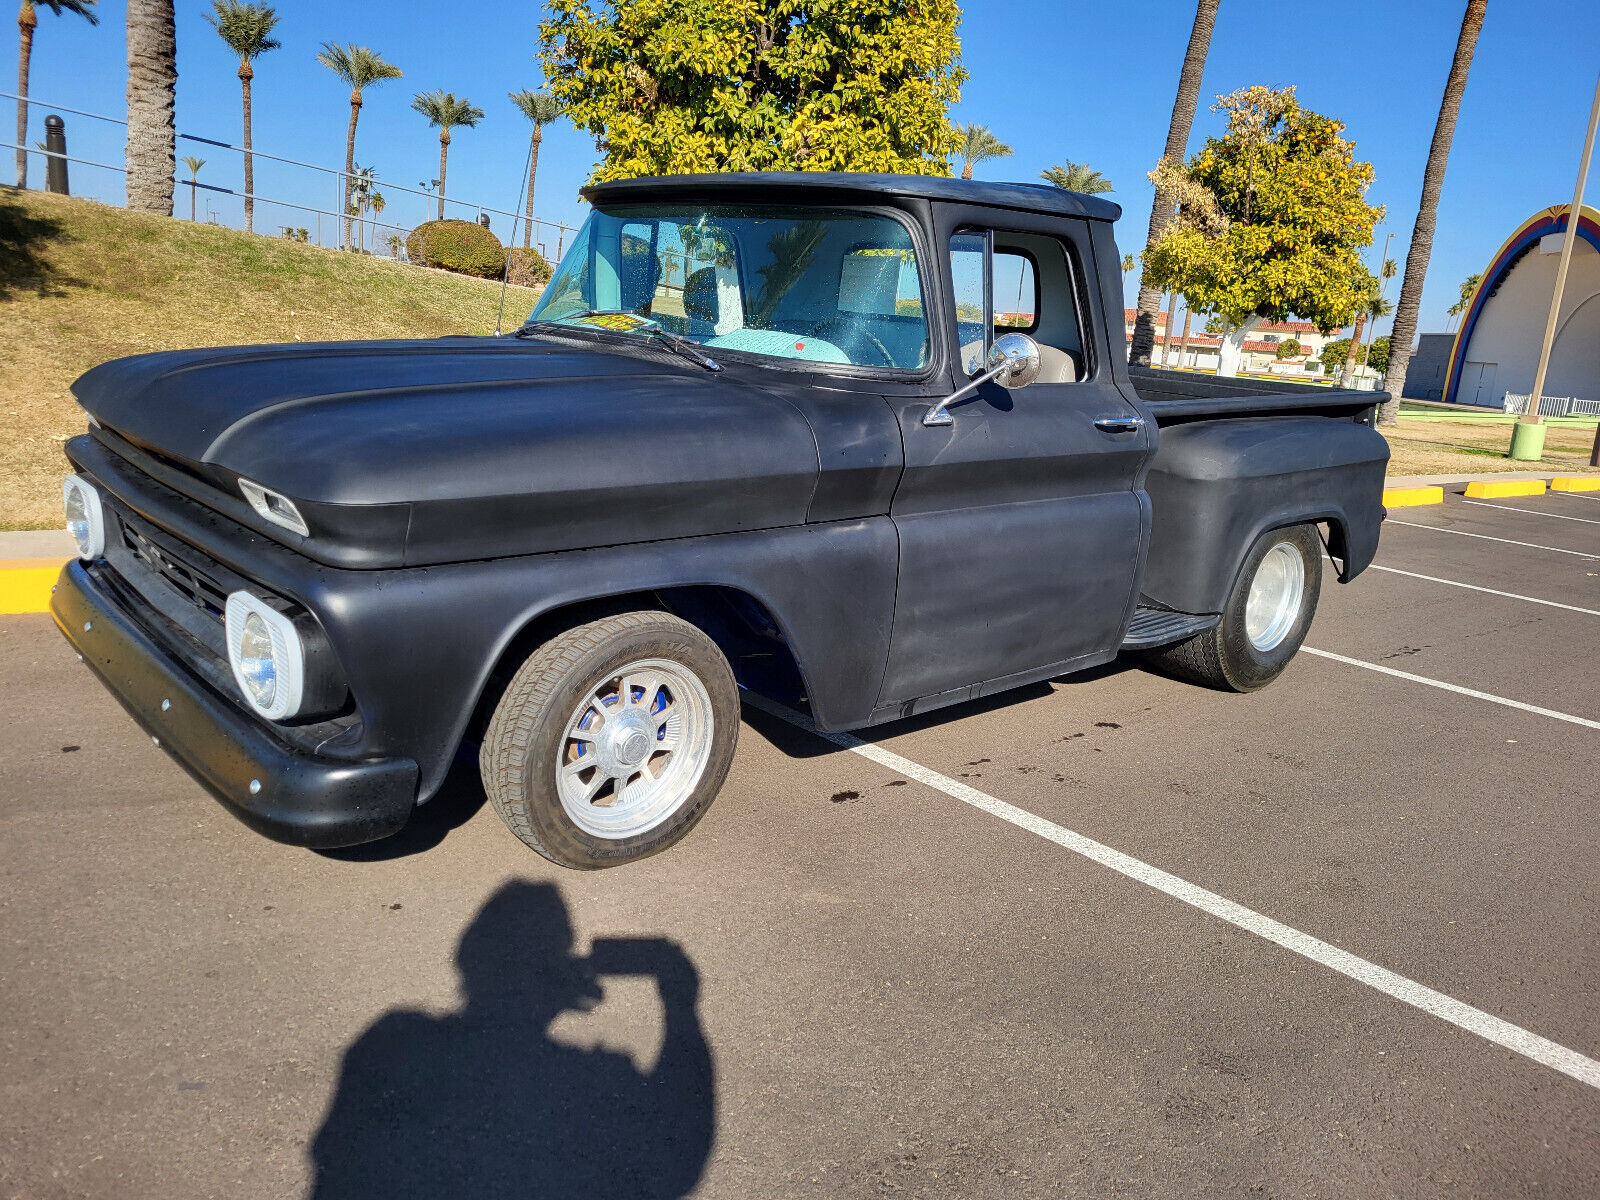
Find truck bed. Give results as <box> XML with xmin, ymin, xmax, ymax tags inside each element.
<box><xmin>1128</xmin><ymin>366</ymin><xmax>1385</xmax><ymax>425</ymax></box>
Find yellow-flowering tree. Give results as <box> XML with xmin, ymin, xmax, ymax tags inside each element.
<box><xmin>1144</xmin><ymin>86</ymin><xmax>1383</xmax><ymax>377</ymax></box>
<box><xmin>538</xmin><ymin>0</ymin><xmax>966</xmax><ymax>182</ymax></box>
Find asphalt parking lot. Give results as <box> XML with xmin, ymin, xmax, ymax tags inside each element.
<box><xmin>2</xmin><ymin>490</ymin><xmax>1597</xmax><ymax>1199</ymax></box>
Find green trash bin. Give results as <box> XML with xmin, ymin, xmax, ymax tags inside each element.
<box><xmin>1509</xmin><ymin>417</ymin><xmax>1547</xmax><ymax>462</ymax></box>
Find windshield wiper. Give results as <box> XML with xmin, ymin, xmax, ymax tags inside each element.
<box><xmin>644</xmin><ymin>327</ymin><xmax>721</xmax><ymax>373</ymax></box>
<box><xmin>518</xmin><ymin>311</ymin><xmax>721</xmax><ymax>372</ymax></box>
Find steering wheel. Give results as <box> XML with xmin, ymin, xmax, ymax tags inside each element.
<box><xmin>813</xmin><ymin>318</ymin><xmax>894</xmax><ymax>368</ymax></box>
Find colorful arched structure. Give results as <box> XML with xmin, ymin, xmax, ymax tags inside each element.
<box><xmin>1442</xmin><ymin>203</ymin><xmax>1600</xmax><ymax>407</ymax></box>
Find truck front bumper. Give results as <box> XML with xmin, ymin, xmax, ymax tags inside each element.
<box><xmin>51</xmin><ymin>559</ymin><xmax>418</xmax><ymax>848</ymax></box>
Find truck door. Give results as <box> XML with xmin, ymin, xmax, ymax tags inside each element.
<box><xmin>877</xmin><ymin>213</ymin><xmax>1151</xmax><ymax>712</ymax></box>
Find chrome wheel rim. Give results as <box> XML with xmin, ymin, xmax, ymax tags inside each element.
<box><xmin>556</xmin><ymin>657</ymin><xmax>714</xmax><ymax>840</ymax></box>
<box><xmin>1244</xmin><ymin>542</ymin><xmax>1306</xmax><ymax>652</ymax></box>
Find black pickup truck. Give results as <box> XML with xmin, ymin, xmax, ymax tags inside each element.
<box><xmin>53</xmin><ymin>173</ymin><xmax>1388</xmax><ymax>868</ymax></box>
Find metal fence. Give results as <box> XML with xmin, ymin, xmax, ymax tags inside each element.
<box><xmin>5</xmin><ymin>91</ymin><xmax>578</xmax><ymax>261</ymax></box>
<box><xmin>1502</xmin><ymin>392</ymin><xmax>1600</xmax><ymax>417</ymax></box>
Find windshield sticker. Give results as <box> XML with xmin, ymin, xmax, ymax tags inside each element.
<box><xmin>572</xmin><ymin>312</ymin><xmax>655</xmax><ymax>332</ymax></box>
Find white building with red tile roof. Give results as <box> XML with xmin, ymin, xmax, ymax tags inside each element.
<box><xmin>1123</xmin><ymin>311</ymin><xmax>1348</xmax><ymax>377</ymax></box>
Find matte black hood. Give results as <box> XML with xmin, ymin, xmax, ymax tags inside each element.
<box><xmin>71</xmin><ymin>336</ymin><xmax>823</xmax><ymax>567</ymax></box>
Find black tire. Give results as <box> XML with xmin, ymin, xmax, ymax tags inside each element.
<box><xmin>479</xmin><ymin>611</ymin><xmax>739</xmax><ymax>869</ymax></box>
<box><xmin>1142</xmin><ymin>523</ymin><xmax>1323</xmax><ymax>692</ymax></box>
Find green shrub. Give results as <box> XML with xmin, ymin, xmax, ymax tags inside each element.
<box><xmin>506</xmin><ymin>246</ymin><xmax>553</xmax><ymax>288</ymax></box>
<box><xmin>405</xmin><ymin>219</ymin><xmax>506</xmax><ymax>279</ymax></box>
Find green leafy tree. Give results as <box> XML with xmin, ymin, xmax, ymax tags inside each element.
<box><xmin>1446</xmin><ymin>270</ymin><xmax>1482</xmax><ymax>330</ymax></box>
<box><xmin>953</xmin><ymin>123</ymin><xmax>1010</xmax><ymax>179</ymax></box>
<box><xmin>205</xmin><ymin>2</ymin><xmax>279</xmax><ymax>234</ymax></box>
<box><xmin>411</xmin><ymin>91</ymin><xmax>484</xmax><ymax>220</ymax></box>
<box><xmin>1143</xmin><ymin>86</ymin><xmax>1384</xmax><ymax>377</ymax></box>
<box><xmin>15</xmin><ymin>1</ymin><xmax>98</xmax><ymax>190</ymax></box>
<box><xmin>317</xmin><ymin>43</ymin><xmax>403</xmax><ymax>249</ymax></box>
<box><xmin>1323</xmin><ymin>334</ymin><xmax>1390</xmax><ymax>376</ymax></box>
<box><xmin>538</xmin><ymin>0</ymin><xmax>967</xmax><ymax>181</ymax></box>
<box><xmin>181</xmin><ymin>153</ymin><xmax>204</xmax><ymax>220</ymax></box>
<box><xmin>1040</xmin><ymin>160</ymin><xmax>1112</xmax><ymax>195</ymax></box>
<box><xmin>1274</xmin><ymin>337</ymin><xmax>1301</xmax><ymax>361</ymax></box>
<box><xmin>509</xmin><ymin>90</ymin><xmax>562</xmax><ymax>249</ymax></box>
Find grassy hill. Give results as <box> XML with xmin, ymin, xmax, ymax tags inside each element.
<box><xmin>0</xmin><ymin>189</ymin><xmax>541</xmax><ymax>530</ymax></box>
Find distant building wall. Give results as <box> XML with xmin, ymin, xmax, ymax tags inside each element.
<box><xmin>1445</xmin><ymin>204</ymin><xmax>1600</xmax><ymax>408</ymax></box>
<box><xmin>1403</xmin><ymin>333</ymin><xmax>1455</xmax><ymax>401</ymax></box>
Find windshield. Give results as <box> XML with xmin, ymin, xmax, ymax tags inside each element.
<box><xmin>525</xmin><ymin>203</ymin><xmax>929</xmax><ymax>370</ymax></box>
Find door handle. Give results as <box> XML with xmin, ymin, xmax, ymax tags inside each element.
<box><xmin>1094</xmin><ymin>416</ymin><xmax>1144</xmax><ymax>434</ymax></box>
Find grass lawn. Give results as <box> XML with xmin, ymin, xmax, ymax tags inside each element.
<box><xmin>1</xmin><ymin>189</ymin><xmax>541</xmax><ymax>530</ymax></box>
<box><xmin>1382</xmin><ymin>418</ymin><xmax>1600</xmax><ymax>478</ymax></box>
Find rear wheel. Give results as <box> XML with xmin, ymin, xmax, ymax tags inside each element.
<box><xmin>480</xmin><ymin>611</ymin><xmax>739</xmax><ymax>869</ymax></box>
<box><xmin>1142</xmin><ymin>523</ymin><xmax>1323</xmax><ymax>692</ymax></box>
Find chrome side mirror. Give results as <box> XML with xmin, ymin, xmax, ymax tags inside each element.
<box><xmin>924</xmin><ymin>332</ymin><xmax>1041</xmax><ymax>427</ymax></box>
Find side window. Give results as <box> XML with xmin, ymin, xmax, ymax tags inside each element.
<box><xmin>999</xmin><ymin>232</ymin><xmax>1088</xmax><ymax>373</ymax></box>
<box><xmin>949</xmin><ymin>231</ymin><xmax>989</xmax><ymax>374</ymax></box>
<box><xmin>839</xmin><ymin>248</ymin><xmax>917</xmax><ymax>317</ymax></box>
<box><xmin>993</xmin><ymin>251</ymin><xmax>1038</xmax><ymax>332</ymax></box>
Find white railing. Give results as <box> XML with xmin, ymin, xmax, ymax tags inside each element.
<box><xmin>1502</xmin><ymin>392</ymin><xmax>1600</xmax><ymax>417</ymax></box>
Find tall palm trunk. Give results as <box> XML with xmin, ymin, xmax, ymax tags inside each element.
<box><xmin>1340</xmin><ymin>313</ymin><xmax>1368</xmax><ymax>387</ymax></box>
<box><xmin>1130</xmin><ymin>0</ymin><xmax>1219</xmax><ymax>367</ymax></box>
<box><xmin>960</xmin><ymin>161</ymin><xmax>972</xmax><ymax>180</ymax></box>
<box><xmin>521</xmin><ymin>124</ymin><xmax>543</xmax><ymax>249</ymax></box>
<box><xmin>1177</xmin><ymin>304</ymin><xmax>1193</xmax><ymax>369</ymax></box>
<box><xmin>239</xmin><ymin>59</ymin><xmax>255</xmax><ymax>233</ymax></box>
<box><xmin>436</xmin><ymin>129</ymin><xmax>449</xmax><ymax>221</ymax></box>
<box><xmin>342</xmin><ymin>89</ymin><xmax>360</xmax><ymax>250</ymax></box>
<box><xmin>1379</xmin><ymin>0</ymin><xmax>1486</xmax><ymax>422</ymax></box>
<box><xmin>125</xmin><ymin>0</ymin><xmax>176</xmax><ymax>215</ymax></box>
<box><xmin>15</xmin><ymin>2</ymin><xmax>34</xmax><ymax>188</ymax></box>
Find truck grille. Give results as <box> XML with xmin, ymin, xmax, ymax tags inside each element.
<box><xmin>119</xmin><ymin>516</ymin><xmax>230</xmax><ymax>620</ymax></box>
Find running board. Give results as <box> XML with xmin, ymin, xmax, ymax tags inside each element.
<box><xmin>1121</xmin><ymin>606</ymin><xmax>1219</xmax><ymax>650</ymax></box>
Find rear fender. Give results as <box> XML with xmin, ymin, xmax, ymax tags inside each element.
<box><xmin>1139</xmin><ymin>417</ymin><xmax>1388</xmax><ymax>614</ymax></box>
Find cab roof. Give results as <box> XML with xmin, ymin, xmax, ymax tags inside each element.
<box><xmin>582</xmin><ymin>171</ymin><xmax>1122</xmax><ymax>224</ymax></box>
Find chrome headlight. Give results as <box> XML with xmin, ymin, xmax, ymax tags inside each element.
<box><xmin>62</xmin><ymin>474</ymin><xmax>105</xmax><ymax>560</ymax></box>
<box><xmin>225</xmin><ymin>592</ymin><xmax>305</xmax><ymax>720</ymax></box>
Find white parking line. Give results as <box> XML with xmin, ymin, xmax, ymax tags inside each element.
<box><xmin>744</xmin><ymin>693</ymin><xmax>1600</xmax><ymax>1091</ymax></box>
<box><xmin>1552</xmin><ymin>490</ymin><xmax>1600</xmax><ymax>502</ymax></box>
<box><xmin>1387</xmin><ymin>520</ymin><xmax>1600</xmax><ymax>560</ymax></box>
<box><xmin>1462</xmin><ymin>500</ymin><xmax>1600</xmax><ymax>525</ymax></box>
<box><xmin>1302</xmin><ymin>647</ymin><xmax>1600</xmax><ymax>730</ymax></box>
<box><xmin>1367</xmin><ymin>564</ymin><xmax>1600</xmax><ymax>616</ymax></box>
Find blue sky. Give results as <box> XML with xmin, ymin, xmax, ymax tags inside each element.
<box><xmin>11</xmin><ymin>0</ymin><xmax>1599</xmax><ymax>335</ymax></box>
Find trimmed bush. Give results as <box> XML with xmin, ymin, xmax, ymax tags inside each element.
<box><xmin>405</xmin><ymin>219</ymin><xmax>506</xmax><ymax>279</ymax></box>
<box><xmin>506</xmin><ymin>246</ymin><xmax>553</xmax><ymax>288</ymax></box>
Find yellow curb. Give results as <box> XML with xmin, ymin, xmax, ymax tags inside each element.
<box><xmin>0</xmin><ymin>558</ymin><xmax>69</xmax><ymax>616</ymax></box>
<box><xmin>1550</xmin><ymin>476</ymin><xmax>1600</xmax><ymax>492</ymax></box>
<box><xmin>1382</xmin><ymin>486</ymin><xmax>1445</xmax><ymax>508</ymax></box>
<box><xmin>1464</xmin><ymin>478</ymin><xmax>1548</xmax><ymax>499</ymax></box>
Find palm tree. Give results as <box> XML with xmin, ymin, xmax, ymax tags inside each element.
<box><xmin>1380</xmin><ymin>0</ymin><xmax>1487</xmax><ymax>422</ymax></box>
<box><xmin>1446</xmin><ymin>271</ymin><xmax>1483</xmax><ymax>331</ymax></box>
<box><xmin>15</xmin><ymin>1</ymin><xmax>98</xmax><ymax>190</ymax></box>
<box><xmin>348</xmin><ymin>164</ymin><xmax>375</xmax><ymax>251</ymax></box>
<box><xmin>204</xmin><ymin>1</ymin><xmax>278</xmax><ymax>234</ymax></box>
<box><xmin>508</xmin><ymin>89</ymin><xmax>561</xmax><ymax>249</ymax></box>
<box><xmin>368</xmin><ymin>190</ymin><xmax>386</xmax><ymax>251</ymax></box>
<box><xmin>181</xmin><ymin>154</ymin><xmax>204</xmax><ymax>219</ymax></box>
<box><xmin>411</xmin><ymin>90</ymin><xmax>483</xmax><ymax>220</ymax></box>
<box><xmin>1130</xmin><ymin>0</ymin><xmax>1220</xmax><ymax>367</ymax></box>
<box><xmin>317</xmin><ymin>43</ymin><xmax>402</xmax><ymax>249</ymax></box>
<box><xmin>1340</xmin><ymin>282</ymin><xmax>1394</xmax><ymax>387</ymax></box>
<box><xmin>1040</xmin><ymin>161</ymin><xmax>1113</xmax><ymax>195</ymax></box>
<box><xmin>951</xmin><ymin>123</ymin><xmax>1011</xmax><ymax>180</ymax></box>
<box><xmin>125</xmin><ymin>0</ymin><xmax>176</xmax><ymax>215</ymax></box>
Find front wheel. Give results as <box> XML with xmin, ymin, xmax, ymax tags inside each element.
<box><xmin>1142</xmin><ymin>523</ymin><xmax>1323</xmax><ymax>692</ymax></box>
<box><xmin>480</xmin><ymin>611</ymin><xmax>740</xmax><ymax>869</ymax></box>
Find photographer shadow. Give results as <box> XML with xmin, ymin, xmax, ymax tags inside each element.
<box><xmin>308</xmin><ymin>881</ymin><xmax>715</xmax><ymax>1199</ymax></box>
